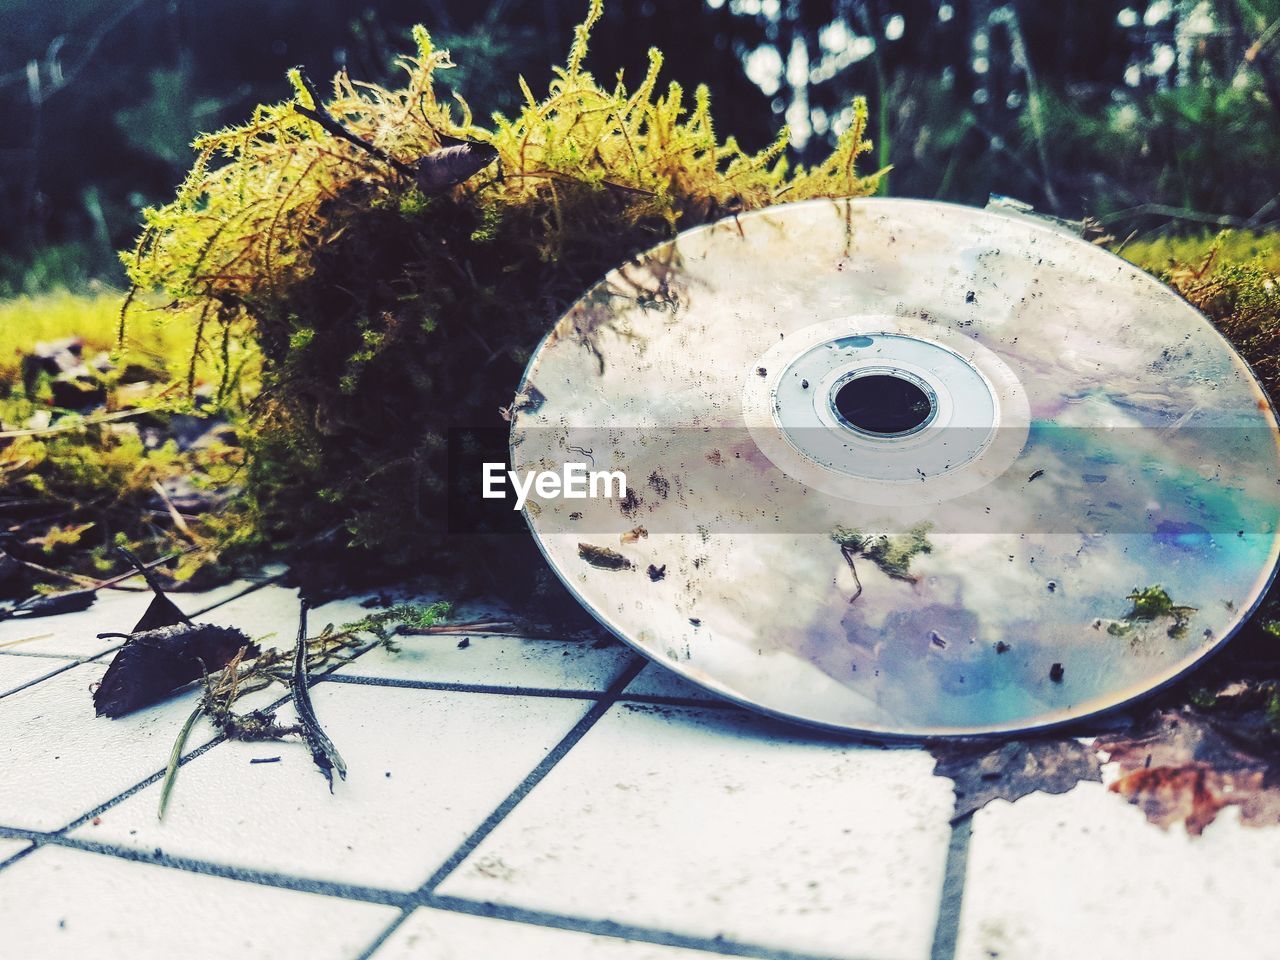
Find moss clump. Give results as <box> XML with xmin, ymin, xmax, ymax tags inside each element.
<box><xmin>120</xmin><ymin>1</ymin><xmax>883</xmax><ymax>579</ymax></box>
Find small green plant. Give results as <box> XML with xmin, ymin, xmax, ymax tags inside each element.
<box><xmin>831</xmin><ymin>524</ymin><xmax>931</xmax><ymax>603</ymax></box>
<box><xmin>1106</xmin><ymin>585</ymin><xmax>1197</xmax><ymax>639</ymax></box>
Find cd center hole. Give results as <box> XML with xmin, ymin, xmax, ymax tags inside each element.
<box><xmin>834</xmin><ymin>374</ymin><xmax>934</xmax><ymax>435</ymax></box>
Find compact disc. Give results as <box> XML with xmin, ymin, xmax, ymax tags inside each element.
<box><xmin>510</xmin><ymin>198</ymin><xmax>1280</xmax><ymax>737</ymax></box>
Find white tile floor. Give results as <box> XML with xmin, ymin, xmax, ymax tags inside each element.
<box><xmin>953</xmin><ymin>783</ymin><xmax>1280</xmax><ymax>960</ymax></box>
<box><xmin>337</xmin><ymin>631</ymin><xmax>635</xmax><ymax>691</ymax></box>
<box><xmin>0</xmin><ymin>652</ymin><xmax>74</xmax><ymax>696</ymax></box>
<box><xmin>1</xmin><ymin>572</ymin><xmax>1276</xmax><ymax>960</ymax></box>
<box><xmin>0</xmin><ymin>845</ymin><xmax>398</xmax><ymax>960</ymax></box>
<box><xmin>77</xmin><ymin>686</ymin><xmax>598</xmax><ymax>891</ymax></box>
<box><xmin>368</xmin><ymin>906</ymin><xmax>740</xmax><ymax>960</ymax></box>
<box><xmin>437</xmin><ymin>702</ymin><xmax>954</xmax><ymax>960</ymax></box>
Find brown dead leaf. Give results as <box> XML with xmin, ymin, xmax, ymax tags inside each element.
<box><xmin>930</xmin><ymin>737</ymin><xmax>1102</xmax><ymax>820</ymax></box>
<box><xmin>93</xmin><ymin>623</ymin><xmax>257</xmax><ymax>718</ymax></box>
<box><xmin>1095</xmin><ymin>708</ymin><xmax>1280</xmax><ymax>835</ymax></box>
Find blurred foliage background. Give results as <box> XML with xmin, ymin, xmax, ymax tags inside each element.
<box><xmin>2</xmin><ymin>0</ymin><xmax>1279</xmax><ymax>297</ymax></box>
<box><xmin>1</xmin><ymin>0</ymin><xmax>1279</xmax><ymax>594</ymax></box>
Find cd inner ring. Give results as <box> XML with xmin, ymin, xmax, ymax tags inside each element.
<box><xmin>805</xmin><ymin>348</ymin><xmax>961</xmax><ymax>459</ymax></box>
<box><xmin>827</xmin><ymin>366</ymin><xmax>939</xmax><ymax>439</ymax></box>
<box><xmin>742</xmin><ymin>314</ymin><xmax>1031</xmax><ymax>505</ymax></box>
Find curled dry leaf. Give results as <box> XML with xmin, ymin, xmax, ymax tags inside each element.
<box><xmin>94</xmin><ymin>624</ymin><xmax>257</xmax><ymax>718</ymax></box>
<box><xmin>93</xmin><ymin>549</ymin><xmax>254</xmax><ymax>718</ymax></box>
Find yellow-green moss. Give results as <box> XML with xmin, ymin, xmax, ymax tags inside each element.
<box><xmin>0</xmin><ymin>290</ymin><xmax>259</xmax><ymax>587</ymax></box>
<box><xmin>1122</xmin><ymin>230</ymin><xmax>1280</xmax><ymax>397</ymax></box>
<box><xmin>0</xmin><ymin>290</ymin><xmax>182</xmax><ymax>383</ymax></box>
<box><xmin>1122</xmin><ymin>229</ymin><xmax>1280</xmax><ymax>275</ymax></box>
<box><xmin>118</xmin><ymin>2</ymin><xmax>884</xmax><ymax>575</ymax></box>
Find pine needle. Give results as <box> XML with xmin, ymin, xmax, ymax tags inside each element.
<box><xmin>158</xmin><ymin>705</ymin><xmax>203</xmax><ymax>820</ymax></box>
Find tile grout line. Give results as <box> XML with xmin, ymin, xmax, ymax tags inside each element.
<box><xmin>55</xmin><ymin>626</ymin><xmax>364</xmax><ymax>836</ymax></box>
<box><xmin>323</xmin><ymin>673</ymin><xmax>607</xmax><ymax>700</ymax></box>
<box><xmin>3</xmin><ymin>585</ymin><xmax>853</xmax><ymax>960</ymax></box>
<box><xmin>5</xmin><ymin>653</ymin><xmax>831</xmax><ymax>960</ymax></box>
<box><xmin>21</xmin><ymin>602</ymin><xmax>627</xmax><ymax>842</ymax></box>
<box><xmin>0</xmin><ymin>659</ymin><xmax>85</xmax><ymax>700</ymax></box>
<box><xmin>324</xmin><ymin>671</ymin><xmax>747</xmax><ymax>712</ymax></box>
<box><xmin>0</xmin><ymin>841</ymin><xmax>36</xmax><ymax>872</ymax></box>
<box><xmin>186</xmin><ymin>575</ymin><xmax>288</xmax><ymax>618</ymax></box>
<box><xmin>424</xmin><ymin>894</ymin><xmax>861</xmax><ymax>960</ymax></box>
<box><xmin>0</xmin><ymin>825</ymin><xmax>857</xmax><ymax>960</ymax></box>
<box><xmin>24</xmin><ymin>622</ymin><xmax>632</xmax><ymax>846</ymax></box>
<box><xmin>0</xmin><ymin>826</ymin><xmax>411</xmax><ymax>906</ymax></box>
<box><xmin>59</xmin><ymin>730</ymin><xmax>235</xmax><ymax>834</ymax></box>
<box><xmin>928</xmin><ymin>812</ymin><xmax>973</xmax><ymax>960</ymax></box>
<box><xmin>0</xmin><ymin>577</ymin><xmax>293</xmax><ymax>850</ymax></box>
<box><xmin>350</xmin><ymin>655</ymin><xmax>648</xmax><ymax>960</ymax></box>
<box><xmin>420</xmin><ymin>655</ymin><xmax>648</xmax><ymax>893</ymax></box>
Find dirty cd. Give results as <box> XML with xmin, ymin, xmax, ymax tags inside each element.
<box><xmin>509</xmin><ymin>198</ymin><xmax>1280</xmax><ymax>737</ymax></box>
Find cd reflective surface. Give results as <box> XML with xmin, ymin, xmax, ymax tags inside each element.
<box><xmin>511</xmin><ymin>198</ymin><xmax>1280</xmax><ymax>736</ymax></box>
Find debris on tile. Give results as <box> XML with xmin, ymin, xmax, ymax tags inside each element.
<box><xmin>931</xmin><ymin>738</ymin><xmax>1102</xmax><ymax>820</ymax></box>
<box><xmin>93</xmin><ymin>623</ymin><xmax>256</xmax><ymax>719</ymax></box>
<box><xmin>290</xmin><ymin>602</ymin><xmax>347</xmax><ymax>792</ymax></box>
<box><xmin>0</xmin><ymin>545</ymin><xmax>183</xmax><ymax>622</ymax></box>
<box><xmin>155</xmin><ymin>596</ymin><xmax>451</xmax><ymax>818</ymax></box>
<box><xmin>0</xmin><ymin>587</ymin><xmax>98</xmax><ymax>622</ymax></box>
<box><xmin>1090</xmin><ymin>613</ymin><xmax>1280</xmax><ymax>835</ymax></box>
<box><xmin>400</xmin><ymin>619</ymin><xmax>516</xmax><ymax>637</ymax></box>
